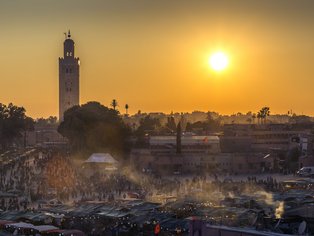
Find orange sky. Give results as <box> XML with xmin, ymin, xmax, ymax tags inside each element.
<box><xmin>1</xmin><ymin>0</ymin><xmax>314</xmax><ymax>118</ymax></box>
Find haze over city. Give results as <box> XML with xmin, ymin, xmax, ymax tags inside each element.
<box><xmin>1</xmin><ymin>0</ymin><xmax>314</xmax><ymax>118</ymax></box>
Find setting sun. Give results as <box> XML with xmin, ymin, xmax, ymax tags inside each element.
<box><xmin>209</xmin><ymin>52</ymin><xmax>229</xmax><ymax>71</ymax></box>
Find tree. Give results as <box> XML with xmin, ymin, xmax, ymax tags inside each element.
<box><xmin>48</xmin><ymin>116</ymin><xmax>58</xmax><ymax>124</ymax></box>
<box><xmin>135</xmin><ymin>115</ymin><xmax>160</xmax><ymax>137</ymax></box>
<box><xmin>36</xmin><ymin>116</ymin><xmax>58</xmax><ymax>125</ymax></box>
<box><xmin>246</xmin><ymin>118</ymin><xmax>252</xmax><ymax>124</ymax></box>
<box><xmin>0</xmin><ymin>103</ymin><xmax>32</xmax><ymax>149</ymax></box>
<box><xmin>252</xmin><ymin>113</ymin><xmax>256</xmax><ymax>124</ymax></box>
<box><xmin>259</xmin><ymin>107</ymin><xmax>270</xmax><ymax>124</ymax></box>
<box><xmin>125</xmin><ymin>104</ymin><xmax>129</xmax><ymax>115</ymax></box>
<box><xmin>134</xmin><ymin>115</ymin><xmax>161</xmax><ymax>146</ymax></box>
<box><xmin>111</xmin><ymin>99</ymin><xmax>118</xmax><ymax>111</ymax></box>
<box><xmin>58</xmin><ymin>102</ymin><xmax>131</xmax><ymax>158</ymax></box>
<box><xmin>166</xmin><ymin>116</ymin><xmax>177</xmax><ymax>132</ymax></box>
<box><xmin>257</xmin><ymin>112</ymin><xmax>262</xmax><ymax>124</ymax></box>
<box><xmin>205</xmin><ymin>113</ymin><xmax>221</xmax><ymax>133</ymax></box>
<box><xmin>185</xmin><ymin>122</ymin><xmax>193</xmax><ymax>132</ymax></box>
<box><xmin>183</xmin><ymin>115</ymin><xmax>221</xmax><ymax>135</ymax></box>
<box><xmin>23</xmin><ymin>117</ymin><xmax>34</xmax><ymax>148</ymax></box>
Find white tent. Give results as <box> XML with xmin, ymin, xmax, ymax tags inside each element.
<box><xmin>84</xmin><ymin>153</ymin><xmax>118</xmax><ymax>164</ymax></box>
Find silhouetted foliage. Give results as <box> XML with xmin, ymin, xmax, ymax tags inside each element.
<box><xmin>0</xmin><ymin>103</ymin><xmax>33</xmax><ymax>149</ymax></box>
<box><xmin>125</xmin><ymin>104</ymin><xmax>129</xmax><ymax>115</ymax></box>
<box><xmin>187</xmin><ymin>114</ymin><xmax>221</xmax><ymax>134</ymax></box>
<box><xmin>258</xmin><ymin>107</ymin><xmax>270</xmax><ymax>124</ymax></box>
<box><xmin>134</xmin><ymin>115</ymin><xmax>161</xmax><ymax>146</ymax></box>
<box><xmin>166</xmin><ymin>116</ymin><xmax>177</xmax><ymax>132</ymax></box>
<box><xmin>23</xmin><ymin>117</ymin><xmax>35</xmax><ymax>148</ymax></box>
<box><xmin>161</xmin><ymin>114</ymin><xmax>221</xmax><ymax>135</ymax></box>
<box><xmin>58</xmin><ymin>102</ymin><xmax>131</xmax><ymax>158</ymax></box>
<box><xmin>36</xmin><ymin>116</ymin><xmax>58</xmax><ymax>125</ymax></box>
<box><xmin>185</xmin><ymin>122</ymin><xmax>193</xmax><ymax>132</ymax></box>
<box><xmin>135</xmin><ymin>115</ymin><xmax>161</xmax><ymax>137</ymax></box>
<box><xmin>111</xmin><ymin>99</ymin><xmax>118</xmax><ymax>111</ymax></box>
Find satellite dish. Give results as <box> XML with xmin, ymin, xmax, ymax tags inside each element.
<box><xmin>298</xmin><ymin>221</ymin><xmax>307</xmax><ymax>235</ymax></box>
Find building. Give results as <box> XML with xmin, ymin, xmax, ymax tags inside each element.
<box><xmin>25</xmin><ymin>122</ymin><xmax>67</xmax><ymax>148</ymax></box>
<box><xmin>219</xmin><ymin>123</ymin><xmax>314</xmax><ymax>172</ymax></box>
<box><xmin>220</xmin><ymin>124</ymin><xmax>307</xmax><ymax>153</ymax></box>
<box><xmin>130</xmin><ymin>135</ymin><xmax>221</xmax><ymax>174</ymax></box>
<box><xmin>59</xmin><ymin>30</ymin><xmax>80</xmax><ymax>121</ymax></box>
<box><xmin>150</xmin><ymin>135</ymin><xmax>220</xmax><ymax>155</ymax></box>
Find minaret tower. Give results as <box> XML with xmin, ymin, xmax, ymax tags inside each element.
<box><xmin>59</xmin><ymin>30</ymin><xmax>80</xmax><ymax>121</ymax></box>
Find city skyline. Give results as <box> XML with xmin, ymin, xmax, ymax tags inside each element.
<box><xmin>1</xmin><ymin>0</ymin><xmax>314</xmax><ymax>118</ymax></box>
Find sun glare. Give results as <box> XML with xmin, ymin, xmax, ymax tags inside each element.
<box><xmin>209</xmin><ymin>52</ymin><xmax>229</xmax><ymax>71</ymax></box>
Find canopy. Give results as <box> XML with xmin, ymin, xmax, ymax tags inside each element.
<box><xmin>7</xmin><ymin>222</ymin><xmax>34</xmax><ymax>228</ymax></box>
<box><xmin>32</xmin><ymin>225</ymin><xmax>59</xmax><ymax>232</ymax></box>
<box><xmin>84</xmin><ymin>153</ymin><xmax>118</xmax><ymax>164</ymax></box>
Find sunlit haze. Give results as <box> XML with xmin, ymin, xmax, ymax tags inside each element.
<box><xmin>1</xmin><ymin>1</ymin><xmax>314</xmax><ymax>235</ymax></box>
<box><xmin>1</xmin><ymin>0</ymin><xmax>314</xmax><ymax>118</ymax></box>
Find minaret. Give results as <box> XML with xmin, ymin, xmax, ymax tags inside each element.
<box><xmin>59</xmin><ymin>30</ymin><xmax>80</xmax><ymax>121</ymax></box>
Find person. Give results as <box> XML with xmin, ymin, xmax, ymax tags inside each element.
<box><xmin>154</xmin><ymin>223</ymin><xmax>160</xmax><ymax>236</ymax></box>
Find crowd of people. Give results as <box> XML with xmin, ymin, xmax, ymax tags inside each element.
<box><xmin>0</xmin><ymin>149</ymin><xmax>153</xmax><ymax>210</ymax></box>
<box><xmin>0</xmin><ymin>147</ymin><xmax>310</xmax><ymax>235</ymax></box>
<box><xmin>0</xmin><ymin>148</ymin><xmax>290</xmax><ymax>212</ymax></box>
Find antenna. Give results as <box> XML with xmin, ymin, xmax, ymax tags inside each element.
<box><xmin>63</xmin><ymin>32</ymin><xmax>67</xmax><ymax>39</ymax></box>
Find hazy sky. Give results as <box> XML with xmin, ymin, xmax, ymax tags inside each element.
<box><xmin>1</xmin><ymin>0</ymin><xmax>314</xmax><ymax>118</ymax></box>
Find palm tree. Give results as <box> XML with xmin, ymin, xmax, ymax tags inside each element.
<box><xmin>125</xmin><ymin>104</ymin><xmax>129</xmax><ymax>115</ymax></box>
<box><xmin>252</xmin><ymin>113</ymin><xmax>256</xmax><ymax>124</ymax></box>
<box><xmin>259</xmin><ymin>107</ymin><xmax>270</xmax><ymax>124</ymax></box>
<box><xmin>257</xmin><ymin>112</ymin><xmax>262</xmax><ymax>124</ymax></box>
<box><xmin>111</xmin><ymin>99</ymin><xmax>118</xmax><ymax>111</ymax></box>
